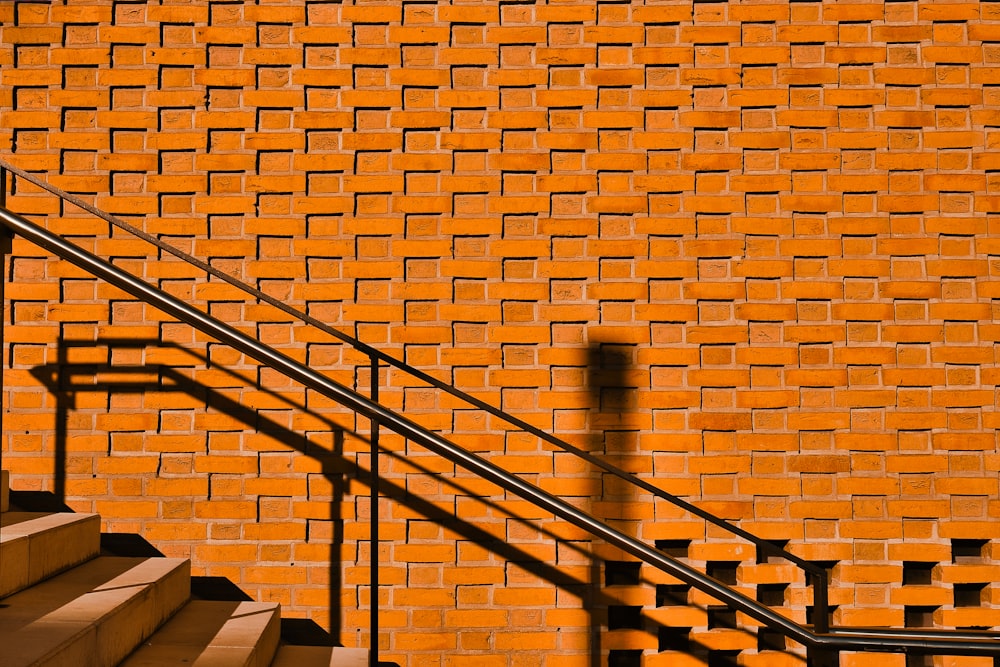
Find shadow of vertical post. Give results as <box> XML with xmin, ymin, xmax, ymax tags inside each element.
<box><xmin>325</xmin><ymin>428</ymin><xmax>345</xmax><ymax>646</ymax></box>
<box><xmin>54</xmin><ymin>331</ymin><xmax>73</xmax><ymax>505</ymax></box>
<box><xmin>588</xmin><ymin>341</ymin><xmax>639</xmax><ymax>667</ymax></box>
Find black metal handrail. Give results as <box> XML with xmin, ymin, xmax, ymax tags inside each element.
<box><xmin>4</xmin><ymin>204</ymin><xmax>1000</xmax><ymax>661</ymax></box>
<box><xmin>0</xmin><ymin>158</ymin><xmax>832</xmax><ymax>630</ymax></box>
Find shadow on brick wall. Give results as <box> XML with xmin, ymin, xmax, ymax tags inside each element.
<box><xmin>30</xmin><ymin>336</ymin><xmax>353</xmax><ymax>643</ymax></box>
<box><xmin>27</xmin><ymin>335</ymin><xmax>759</xmax><ymax>663</ymax></box>
<box><xmin>588</xmin><ymin>341</ymin><xmax>639</xmax><ymax>667</ymax></box>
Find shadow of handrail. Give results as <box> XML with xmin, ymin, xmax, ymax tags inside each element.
<box><xmin>0</xmin><ymin>157</ymin><xmax>830</xmax><ymax>625</ymax></box>
<box><xmin>29</xmin><ymin>338</ymin><xmax>756</xmax><ymax>662</ymax></box>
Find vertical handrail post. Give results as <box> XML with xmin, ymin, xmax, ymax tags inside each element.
<box><xmin>369</xmin><ymin>355</ymin><xmax>379</xmax><ymax>667</ymax></box>
<box><xmin>812</xmin><ymin>570</ymin><xmax>830</xmax><ymax>634</ymax></box>
<box><xmin>808</xmin><ymin>569</ymin><xmax>837</xmax><ymax>667</ymax></box>
<box><xmin>0</xmin><ymin>167</ymin><xmax>12</xmax><ymax>587</ymax></box>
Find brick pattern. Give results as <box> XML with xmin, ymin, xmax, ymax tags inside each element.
<box><xmin>3</xmin><ymin>1</ymin><xmax>1000</xmax><ymax>665</ymax></box>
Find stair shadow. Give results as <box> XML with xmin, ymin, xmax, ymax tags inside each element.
<box><xmin>99</xmin><ymin>533</ymin><xmax>269</xmax><ymax>606</ymax></box>
<box><xmin>372</xmin><ymin>446</ymin><xmax>775</xmax><ymax>663</ymax></box>
<box><xmin>7</xmin><ymin>490</ymin><xmax>75</xmax><ymax>513</ymax></box>
<box><xmin>582</xmin><ymin>339</ymin><xmax>787</xmax><ymax>665</ymax></box>
<box><xmin>28</xmin><ymin>335</ymin><xmax>775</xmax><ymax>664</ymax></box>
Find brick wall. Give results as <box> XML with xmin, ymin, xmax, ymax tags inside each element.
<box><xmin>3</xmin><ymin>1</ymin><xmax>1000</xmax><ymax>665</ymax></box>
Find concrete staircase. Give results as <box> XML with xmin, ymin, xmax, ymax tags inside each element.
<box><xmin>0</xmin><ymin>470</ymin><xmax>368</xmax><ymax>667</ymax></box>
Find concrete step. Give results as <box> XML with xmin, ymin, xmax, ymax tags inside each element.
<box><xmin>0</xmin><ymin>511</ymin><xmax>102</xmax><ymax>598</ymax></box>
<box><xmin>0</xmin><ymin>555</ymin><xmax>190</xmax><ymax>667</ymax></box>
<box><xmin>0</xmin><ymin>475</ymin><xmax>365</xmax><ymax>666</ymax></box>
<box><xmin>270</xmin><ymin>645</ymin><xmax>369</xmax><ymax>667</ymax></box>
<box><xmin>120</xmin><ymin>600</ymin><xmax>282</xmax><ymax>667</ymax></box>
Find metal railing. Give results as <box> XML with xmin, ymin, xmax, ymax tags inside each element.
<box><xmin>0</xmin><ymin>157</ymin><xmax>835</xmax><ymax>634</ymax></box>
<box><xmin>3</xmin><ymin>165</ymin><xmax>1000</xmax><ymax>663</ymax></box>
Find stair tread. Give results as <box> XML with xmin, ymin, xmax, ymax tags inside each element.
<box><xmin>0</xmin><ymin>511</ymin><xmax>102</xmax><ymax>598</ymax></box>
<box><xmin>1</xmin><ymin>510</ymin><xmax>99</xmax><ymax>535</ymax></box>
<box><xmin>270</xmin><ymin>645</ymin><xmax>369</xmax><ymax>667</ymax></box>
<box><xmin>120</xmin><ymin>600</ymin><xmax>281</xmax><ymax>667</ymax></box>
<box><xmin>0</xmin><ymin>555</ymin><xmax>190</xmax><ymax>667</ymax></box>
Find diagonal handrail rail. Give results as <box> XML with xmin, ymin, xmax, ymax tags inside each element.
<box><xmin>4</xmin><ymin>204</ymin><xmax>1000</xmax><ymax>659</ymax></box>
<box><xmin>0</xmin><ymin>157</ymin><xmax>832</xmax><ymax>623</ymax></box>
